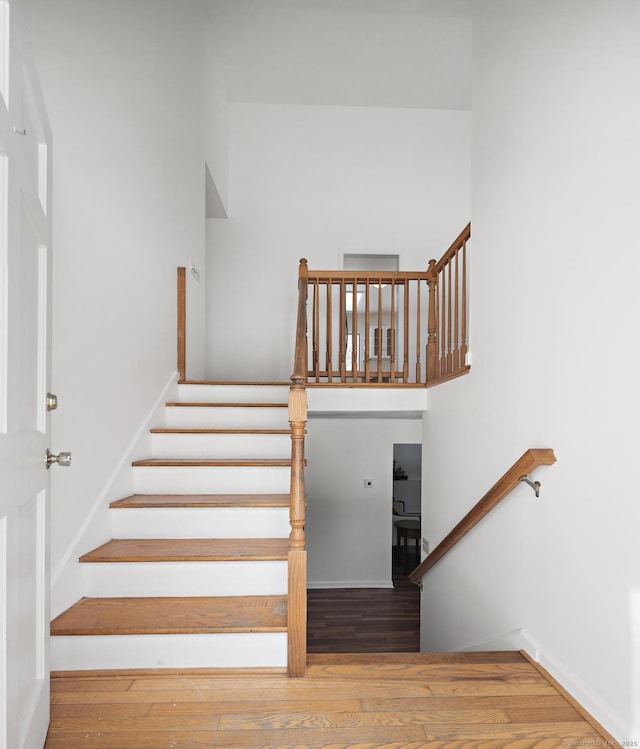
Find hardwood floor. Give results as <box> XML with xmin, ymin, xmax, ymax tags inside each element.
<box><xmin>46</xmin><ymin>576</ymin><xmax>617</xmax><ymax>746</ymax></box>
<box><xmin>307</xmin><ymin>547</ymin><xmax>420</xmax><ymax>653</ymax></box>
<box><xmin>45</xmin><ymin>652</ymin><xmax>616</xmax><ymax>748</ymax></box>
<box><xmin>307</xmin><ymin>587</ymin><xmax>420</xmax><ymax>653</ymax></box>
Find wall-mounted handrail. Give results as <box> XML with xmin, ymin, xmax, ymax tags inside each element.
<box><xmin>286</xmin><ymin>258</ymin><xmax>310</xmax><ymax>677</ymax></box>
<box><xmin>299</xmin><ymin>224</ymin><xmax>470</xmax><ymax>386</ymax></box>
<box><xmin>177</xmin><ymin>267</ymin><xmax>186</xmax><ymax>381</ymax></box>
<box><xmin>409</xmin><ymin>448</ymin><xmax>556</xmax><ymax>585</ymax></box>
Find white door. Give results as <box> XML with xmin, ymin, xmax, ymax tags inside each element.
<box><xmin>0</xmin><ymin>1</ymin><xmax>54</xmax><ymax>747</ymax></box>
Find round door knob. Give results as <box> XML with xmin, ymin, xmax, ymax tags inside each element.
<box><xmin>46</xmin><ymin>449</ymin><xmax>72</xmax><ymax>469</ymax></box>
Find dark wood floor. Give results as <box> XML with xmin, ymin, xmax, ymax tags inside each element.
<box><xmin>307</xmin><ymin>547</ymin><xmax>420</xmax><ymax>653</ymax></box>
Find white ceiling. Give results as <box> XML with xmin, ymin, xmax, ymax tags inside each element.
<box><xmin>205</xmin><ymin>0</ymin><xmax>472</xmax><ymax>110</ymax></box>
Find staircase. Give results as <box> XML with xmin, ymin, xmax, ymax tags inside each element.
<box><xmin>50</xmin><ymin>382</ymin><xmax>299</xmax><ymax>672</ymax></box>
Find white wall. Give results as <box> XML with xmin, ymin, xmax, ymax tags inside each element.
<box><xmin>24</xmin><ymin>0</ymin><xmax>228</xmax><ymax>616</ymax></box>
<box><xmin>422</xmin><ymin>0</ymin><xmax>640</xmax><ymax>740</ymax></box>
<box><xmin>305</xmin><ymin>416</ymin><xmax>422</xmax><ymax>588</ymax></box>
<box><xmin>206</xmin><ymin>103</ymin><xmax>471</xmax><ymax>381</ymax></box>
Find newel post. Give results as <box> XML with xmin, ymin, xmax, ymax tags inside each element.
<box><xmin>426</xmin><ymin>258</ymin><xmax>438</xmax><ymax>383</ymax></box>
<box><xmin>288</xmin><ymin>383</ymin><xmax>307</xmax><ymax>552</ymax></box>
<box><xmin>287</xmin><ymin>380</ymin><xmax>307</xmax><ymax>677</ymax></box>
<box><xmin>287</xmin><ymin>259</ymin><xmax>309</xmax><ymax>677</ymax></box>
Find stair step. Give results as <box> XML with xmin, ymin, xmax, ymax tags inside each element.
<box><xmin>150</xmin><ymin>429</ymin><xmax>291</xmax><ymax>434</ymax></box>
<box><xmin>80</xmin><ymin>538</ymin><xmax>289</xmax><ymax>563</ymax></box>
<box><xmin>166</xmin><ymin>402</ymin><xmax>288</xmax><ymax>408</ymax></box>
<box><xmin>110</xmin><ymin>494</ymin><xmax>290</xmax><ymax>509</ymax></box>
<box><xmin>133</xmin><ymin>457</ymin><xmax>293</xmax><ymax>467</ymax></box>
<box><xmin>164</xmin><ymin>404</ymin><xmax>290</xmax><ymax>429</ymax></box>
<box><xmin>176</xmin><ymin>383</ymin><xmax>290</xmax><ymax>404</ymax></box>
<box><xmin>81</xmin><ymin>558</ymin><xmax>287</xmax><ymax>597</ymax></box>
<box><xmin>150</xmin><ymin>431</ymin><xmax>291</xmax><ymax>460</ymax></box>
<box><xmin>50</xmin><ymin>596</ymin><xmax>288</xmax><ymax>669</ymax></box>
<box><xmin>110</xmin><ymin>504</ymin><xmax>289</xmax><ymax>539</ymax></box>
<box><xmin>51</xmin><ymin>596</ymin><xmax>287</xmax><ymax>636</ymax></box>
<box><xmin>132</xmin><ymin>463</ymin><xmax>291</xmax><ymax>495</ymax></box>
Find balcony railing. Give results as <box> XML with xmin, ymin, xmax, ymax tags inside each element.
<box><xmin>296</xmin><ymin>223</ymin><xmax>470</xmax><ymax>387</ymax></box>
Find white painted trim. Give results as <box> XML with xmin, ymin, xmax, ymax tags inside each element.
<box><xmin>307</xmin><ymin>579</ymin><xmax>393</xmax><ymax>589</ymax></box>
<box><xmin>17</xmin><ymin>678</ymin><xmax>47</xmax><ymax>749</ymax></box>
<box><xmin>457</xmin><ymin>626</ymin><xmax>538</xmax><ymax>655</ymax></box>
<box><xmin>536</xmin><ymin>646</ymin><xmax>628</xmax><ymax>743</ymax></box>
<box><xmin>0</xmin><ymin>155</ymin><xmax>7</xmax><ymax>435</ymax></box>
<box><xmin>35</xmin><ymin>491</ymin><xmax>46</xmax><ymax>679</ymax></box>
<box><xmin>37</xmin><ymin>143</ymin><xmax>47</xmax><ymax>215</ymax></box>
<box><xmin>457</xmin><ymin>627</ymin><xmax>628</xmax><ymax>742</ymax></box>
<box><xmin>50</xmin><ymin>371</ymin><xmax>179</xmax><ymax>612</ymax></box>
<box><xmin>82</xmin><ymin>560</ymin><xmax>288</xmax><ymax>597</ymax></box>
<box><xmin>36</xmin><ymin>247</ymin><xmax>47</xmax><ymax>434</ymax></box>
<box><xmin>307</xmin><ymin>387</ymin><xmax>427</xmax><ymax>414</ymax></box>
<box><xmin>51</xmin><ymin>632</ymin><xmax>287</xmax><ymax>670</ymax></box>
<box><xmin>0</xmin><ymin>515</ymin><xmax>6</xmax><ymax>749</ymax></box>
<box><xmin>132</xmin><ymin>464</ymin><xmax>290</xmax><ymax>495</ymax></box>
<box><xmin>0</xmin><ymin>2</ymin><xmax>9</xmax><ymax>108</ymax></box>
<box><xmin>110</xmin><ymin>506</ymin><xmax>289</xmax><ymax>540</ymax></box>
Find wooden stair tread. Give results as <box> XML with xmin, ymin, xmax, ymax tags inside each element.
<box><xmin>165</xmin><ymin>402</ymin><xmax>287</xmax><ymax>408</ymax></box>
<box><xmin>80</xmin><ymin>538</ymin><xmax>290</xmax><ymax>563</ymax></box>
<box><xmin>149</xmin><ymin>428</ymin><xmax>291</xmax><ymax>434</ymax></box>
<box><xmin>131</xmin><ymin>458</ymin><xmax>294</xmax><ymax>467</ymax></box>
<box><xmin>110</xmin><ymin>494</ymin><xmax>290</xmax><ymax>508</ymax></box>
<box><xmin>51</xmin><ymin>596</ymin><xmax>288</xmax><ymax>636</ymax></box>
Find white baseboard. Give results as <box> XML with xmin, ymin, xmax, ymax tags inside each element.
<box><xmin>457</xmin><ymin>626</ymin><xmax>538</xmax><ymax>655</ymax></box>
<box><xmin>458</xmin><ymin>627</ymin><xmax>628</xmax><ymax>742</ymax></box>
<box><xmin>307</xmin><ymin>580</ymin><xmax>393</xmax><ymax>589</ymax></box>
<box><xmin>50</xmin><ymin>371</ymin><xmax>179</xmax><ymax>618</ymax></box>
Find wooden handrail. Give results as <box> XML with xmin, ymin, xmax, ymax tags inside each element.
<box><xmin>432</xmin><ymin>222</ymin><xmax>471</xmax><ymax>275</ymax></box>
<box><xmin>426</xmin><ymin>223</ymin><xmax>470</xmax><ymax>385</ymax></box>
<box><xmin>287</xmin><ymin>258</ymin><xmax>309</xmax><ymax>677</ymax></box>
<box><xmin>292</xmin><ymin>259</ymin><xmax>309</xmax><ymax>384</ymax></box>
<box><xmin>308</xmin><ymin>270</ymin><xmax>429</xmax><ymax>282</ymax></box>
<box><xmin>177</xmin><ymin>267</ymin><xmax>186</xmax><ymax>381</ymax></box>
<box><xmin>409</xmin><ymin>448</ymin><xmax>557</xmax><ymax>585</ymax></box>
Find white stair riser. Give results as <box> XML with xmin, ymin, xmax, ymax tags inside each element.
<box><xmin>111</xmin><ymin>507</ymin><xmax>290</xmax><ymax>539</ymax></box>
<box><xmin>51</xmin><ymin>632</ymin><xmax>287</xmax><ymax>670</ymax></box>
<box><xmin>177</xmin><ymin>384</ymin><xmax>289</xmax><ymax>404</ymax></box>
<box><xmin>164</xmin><ymin>406</ymin><xmax>290</xmax><ymax>430</ymax></box>
<box><xmin>82</xmin><ymin>561</ymin><xmax>287</xmax><ymax>597</ymax></box>
<box><xmin>133</xmin><ymin>465</ymin><xmax>290</xmax><ymax>494</ymax></box>
<box><xmin>150</xmin><ymin>432</ymin><xmax>291</xmax><ymax>459</ymax></box>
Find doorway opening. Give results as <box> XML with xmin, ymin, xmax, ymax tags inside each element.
<box><xmin>392</xmin><ymin>443</ymin><xmax>422</xmax><ymax>587</ymax></box>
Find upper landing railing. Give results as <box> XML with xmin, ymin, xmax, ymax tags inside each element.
<box><xmin>297</xmin><ymin>223</ymin><xmax>471</xmax><ymax>387</ymax></box>
<box><xmin>285</xmin><ymin>223</ymin><xmax>470</xmax><ymax>676</ymax></box>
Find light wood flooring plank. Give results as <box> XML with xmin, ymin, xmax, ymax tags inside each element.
<box><xmin>45</xmin><ymin>659</ymin><xmax>615</xmax><ymax>749</ymax></box>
